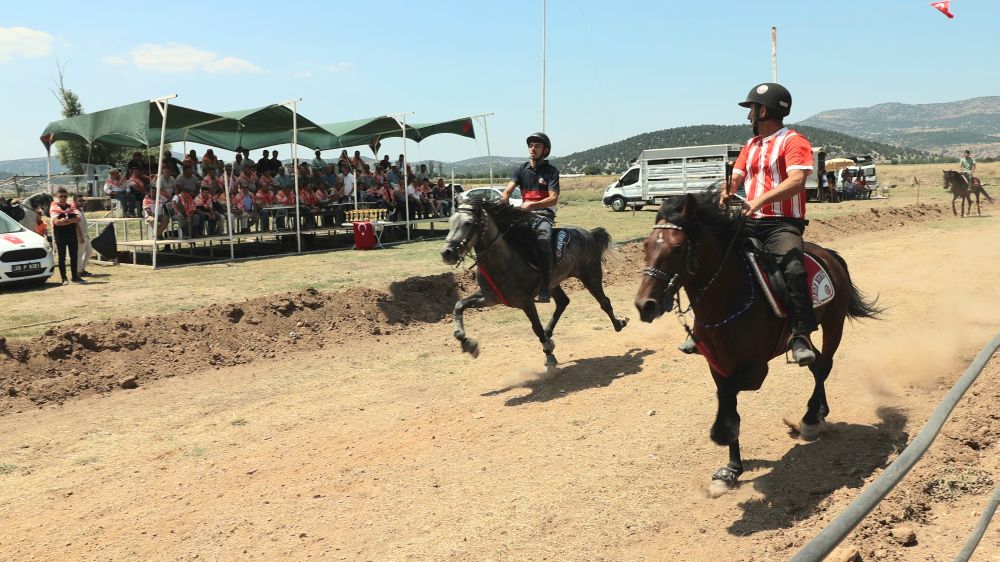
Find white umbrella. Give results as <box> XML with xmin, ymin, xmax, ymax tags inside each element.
<box><xmin>825</xmin><ymin>158</ymin><xmax>855</xmax><ymax>172</ymax></box>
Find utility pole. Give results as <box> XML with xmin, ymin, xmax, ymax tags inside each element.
<box><xmin>771</xmin><ymin>27</ymin><xmax>778</xmax><ymax>82</ymax></box>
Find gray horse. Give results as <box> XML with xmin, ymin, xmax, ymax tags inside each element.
<box><xmin>440</xmin><ymin>197</ymin><xmax>628</xmax><ymax>368</ymax></box>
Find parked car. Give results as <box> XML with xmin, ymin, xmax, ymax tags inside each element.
<box><xmin>456</xmin><ymin>186</ymin><xmax>523</xmax><ymax>207</ymax></box>
<box><xmin>0</xmin><ymin>209</ymin><xmax>54</xmax><ymax>287</ymax></box>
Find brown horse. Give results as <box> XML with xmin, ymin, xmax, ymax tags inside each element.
<box><xmin>943</xmin><ymin>170</ymin><xmax>993</xmax><ymax>217</ymax></box>
<box><xmin>634</xmin><ymin>194</ymin><xmax>880</xmax><ymax>493</ymax></box>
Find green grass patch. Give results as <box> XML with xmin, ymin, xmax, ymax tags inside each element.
<box><xmin>73</xmin><ymin>456</ymin><xmax>99</xmax><ymax>466</ymax></box>
<box><xmin>0</xmin><ymin>463</ymin><xmax>18</xmax><ymax>475</ymax></box>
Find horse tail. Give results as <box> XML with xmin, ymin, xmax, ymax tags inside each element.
<box><xmin>590</xmin><ymin>227</ymin><xmax>612</xmax><ymax>253</ymax></box>
<box><xmin>981</xmin><ymin>185</ymin><xmax>994</xmax><ymax>203</ymax></box>
<box><xmin>828</xmin><ymin>250</ymin><xmax>883</xmax><ymax>320</ymax></box>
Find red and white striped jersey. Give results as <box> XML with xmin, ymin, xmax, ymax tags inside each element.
<box><xmin>732</xmin><ymin>127</ymin><xmax>813</xmax><ymax>219</ymax></box>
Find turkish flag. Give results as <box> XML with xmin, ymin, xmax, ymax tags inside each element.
<box><xmin>931</xmin><ymin>1</ymin><xmax>954</xmax><ymax>18</ymax></box>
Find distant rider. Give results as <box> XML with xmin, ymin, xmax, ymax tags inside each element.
<box><xmin>503</xmin><ymin>132</ymin><xmax>560</xmax><ymax>303</ymax></box>
<box><xmin>681</xmin><ymin>82</ymin><xmax>817</xmax><ymax>366</ymax></box>
<box><xmin>959</xmin><ymin>149</ymin><xmax>976</xmax><ymax>188</ymax></box>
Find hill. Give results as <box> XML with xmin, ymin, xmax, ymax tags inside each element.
<box><xmin>798</xmin><ymin>96</ymin><xmax>1000</xmax><ymax>157</ymax></box>
<box><xmin>0</xmin><ymin>157</ymin><xmax>66</xmax><ymax>177</ymax></box>
<box><xmin>549</xmin><ymin>125</ymin><xmax>927</xmax><ymax>175</ymax></box>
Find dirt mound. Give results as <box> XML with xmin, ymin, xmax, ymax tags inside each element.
<box><xmin>807</xmin><ymin>203</ymin><xmax>946</xmax><ymax>243</ymax></box>
<box><xmin>0</xmin><ymin>274</ymin><xmax>463</xmax><ymax>414</ymax></box>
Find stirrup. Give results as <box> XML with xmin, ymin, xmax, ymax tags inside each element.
<box><xmin>787</xmin><ymin>335</ymin><xmax>816</xmax><ymax>367</ymax></box>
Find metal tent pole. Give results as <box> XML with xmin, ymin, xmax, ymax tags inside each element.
<box><xmin>276</xmin><ymin>98</ymin><xmax>304</xmax><ymax>254</ymax></box>
<box><xmin>150</xmin><ymin>94</ymin><xmax>177</xmax><ymax>269</ymax></box>
<box><xmin>471</xmin><ymin>113</ymin><xmax>495</xmax><ymax>186</ymax></box>
<box><xmin>388</xmin><ymin>112</ymin><xmax>414</xmax><ymax>241</ymax></box>
<box><xmin>542</xmin><ymin>0</ymin><xmax>546</xmax><ymax>133</ymax></box>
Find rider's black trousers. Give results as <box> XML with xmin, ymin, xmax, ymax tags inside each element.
<box><xmin>745</xmin><ymin>217</ymin><xmax>817</xmax><ymax>337</ymax></box>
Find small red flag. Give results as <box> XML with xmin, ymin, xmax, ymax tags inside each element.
<box><xmin>930</xmin><ymin>1</ymin><xmax>954</xmax><ymax>19</ymax></box>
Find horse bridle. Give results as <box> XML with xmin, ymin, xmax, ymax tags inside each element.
<box><xmin>641</xmin><ymin>214</ymin><xmax>751</xmax><ymax>326</ymax></box>
<box><xmin>641</xmin><ymin>223</ymin><xmax>695</xmax><ymax>298</ymax></box>
<box><xmin>448</xmin><ymin>205</ymin><xmax>508</xmax><ymax>268</ymax></box>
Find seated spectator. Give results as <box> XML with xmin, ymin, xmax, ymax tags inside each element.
<box><xmin>172</xmin><ymin>188</ymin><xmax>201</xmax><ymax>238</ymax></box>
<box><xmin>103</xmin><ymin>168</ymin><xmax>132</xmax><ymax>217</ymax></box>
<box><xmin>298</xmin><ymin>183</ymin><xmax>319</xmax><ymax>228</ymax></box>
<box><xmin>258</xmin><ymin>169</ymin><xmax>276</xmax><ymax>192</ymax></box>
<box><xmin>274</xmin><ymin>185</ymin><xmax>295</xmax><ymax>230</ymax></box>
<box><xmin>126</xmin><ymin>151</ymin><xmax>147</xmax><ymax>176</ymax></box>
<box><xmin>275</xmin><ymin>166</ymin><xmax>294</xmax><ymax>190</ymax></box>
<box><xmin>254</xmin><ymin>183</ymin><xmax>276</xmax><ymax>230</ymax></box>
<box><xmin>407</xmin><ymin>176</ymin><xmax>431</xmax><ymax>218</ymax></box>
<box><xmin>127</xmin><ymin>167</ymin><xmax>148</xmax><ymax>212</ymax></box>
<box><xmin>321</xmin><ymin>164</ymin><xmax>338</xmax><ymax>187</ymax></box>
<box><xmin>149</xmin><ymin>167</ymin><xmax>176</xmax><ymax>201</ymax></box>
<box><xmin>338</xmin><ymin>150</ymin><xmax>351</xmax><ymax>168</ymax></box>
<box><xmin>362</xmin><ymin>182</ymin><xmax>382</xmax><ymax>205</ymax></box>
<box><xmin>416</xmin><ymin>164</ymin><xmax>430</xmax><ymax>182</ymax></box>
<box><xmin>432</xmin><ymin>178</ymin><xmax>453</xmax><ymax>216</ymax></box>
<box><xmin>358</xmin><ymin>164</ymin><xmax>374</xmax><ymax>190</ymax></box>
<box><xmin>234</xmin><ymin>183</ymin><xmax>258</xmax><ymax>233</ymax></box>
<box><xmin>175</xmin><ymin>165</ymin><xmax>200</xmax><ymax>195</ymax></box>
<box><xmin>387</xmin><ymin>165</ymin><xmax>401</xmax><ymax>187</ymax></box>
<box><xmin>377</xmin><ymin>180</ymin><xmax>396</xmax><ymax>211</ymax></box>
<box><xmin>194</xmin><ymin>186</ymin><xmax>220</xmax><ymax>236</ymax></box>
<box><xmin>351</xmin><ymin>150</ymin><xmax>363</xmax><ymax>169</ymax></box>
<box><xmin>237</xmin><ymin>167</ymin><xmax>257</xmax><ymax>194</ymax></box>
<box><xmin>202</xmin><ymin>149</ymin><xmax>219</xmax><ymax>174</ymax></box>
<box><xmin>380</xmin><ymin>155</ymin><xmax>391</xmax><ymax>169</ymax></box>
<box><xmin>311</xmin><ymin>149</ymin><xmax>326</xmax><ymax>170</ymax></box>
<box><xmin>142</xmin><ymin>189</ymin><xmax>170</xmax><ymax>239</ymax></box>
<box><xmin>201</xmin><ymin>167</ymin><xmax>224</xmax><ymax>191</ymax></box>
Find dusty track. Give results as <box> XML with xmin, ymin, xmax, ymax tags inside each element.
<box><xmin>0</xmin><ymin>203</ymin><xmax>997</xmax><ymax>561</ymax></box>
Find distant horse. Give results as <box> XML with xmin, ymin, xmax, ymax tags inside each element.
<box><xmin>441</xmin><ymin>197</ymin><xmax>628</xmax><ymax>368</ymax></box>
<box><xmin>943</xmin><ymin>170</ymin><xmax>993</xmax><ymax>217</ymax></box>
<box><xmin>14</xmin><ymin>192</ymin><xmax>53</xmax><ymax>234</ymax></box>
<box><xmin>634</xmin><ymin>194</ymin><xmax>880</xmax><ymax>493</ymax></box>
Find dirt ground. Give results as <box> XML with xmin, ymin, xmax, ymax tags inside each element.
<box><xmin>0</xmin><ymin>197</ymin><xmax>998</xmax><ymax>560</ymax></box>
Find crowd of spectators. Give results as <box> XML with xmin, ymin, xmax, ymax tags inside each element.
<box><xmin>106</xmin><ymin>147</ymin><xmax>457</xmax><ymax>239</ymax></box>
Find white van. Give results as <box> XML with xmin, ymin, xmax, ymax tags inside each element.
<box><xmin>602</xmin><ymin>144</ymin><xmax>742</xmax><ymax>211</ymax></box>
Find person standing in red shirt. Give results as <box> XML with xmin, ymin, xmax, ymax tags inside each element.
<box><xmin>715</xmin><ymin>82</ymin><xmax>817</xmax><ymax>366</ymax></box>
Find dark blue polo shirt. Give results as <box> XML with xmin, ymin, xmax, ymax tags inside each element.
<box><xmin>511</xmin><ymin>160</ymin><xmax>560</xmax><ymax>204</ymax></box>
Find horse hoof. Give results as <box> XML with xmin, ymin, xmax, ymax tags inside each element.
<box><xmin>616</xmin><ymin>317</ymin><xmax>629</xmax><ymax>332</ymax></box>
<box><xmin>783</xmin><ymin>416</ymin><xmax>826</xmax><ymax>441</ymax></box>
<box><xmin>544</xmin><ymin>353</ymin><xmax>558</xmax><ymax>369</ymax></box>
<box><xmin>462</xmin><ymin>338</ymin><xmax>480</xmax><ymax>358</ymax></box>
<box><xmin>707</xmin><ymin>479</ymin><xmax>733</xmax><ymax>499</ymax></box>
<box><xmin>541</xmin><ymin>339</ymin><xmax>555</xmax><ymax>353</ymax></box>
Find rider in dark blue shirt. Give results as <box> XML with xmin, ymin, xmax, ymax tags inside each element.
<box><xmin>503</xmin><ymin>132</ymin><xmax>560</xmax><ymax>303</ymax></box>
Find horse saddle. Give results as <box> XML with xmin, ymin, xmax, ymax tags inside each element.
<box><xmin>744</xmin><ymin>239</ymin><xmax>835</xmax><ymax>318</ymax></box>
<box><xmin>527</xmin><ymin>228</ymin><xmax>571</xmax><ymax>268</ymax></box>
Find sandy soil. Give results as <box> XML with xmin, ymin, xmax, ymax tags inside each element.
<box><xmin>0</xmin><ymin>203</ymin><xmax>997</xmax><ymax>561</ymax></box>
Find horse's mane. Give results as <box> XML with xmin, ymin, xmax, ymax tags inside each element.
<box><xmin>655</xmin><ymin>192</ymin><xmax>742</xmax><ymax>243</ymax></box>
<box><xmin>465</xmin><ymin>196</ymin><xmax>540</xmax><ymax>249</ymax></box>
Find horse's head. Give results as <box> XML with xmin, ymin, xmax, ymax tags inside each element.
<box><xmin>943</xmin><ymin>170</ymin><xmax>961</xmax><ymax>191</ymax></box>
<box><xmin>441</xmin><ymin>202</ymin><xmax>485</xmax><ymax>265</ymax></box>
<box><xmin>635</xmin><ymin>194</ymin><xmax>701</xmax><ymax>323</ymax></box>
<box><xmin>25</xmin><ymin>192</ymin><xmax>53</xmax><ymax>215</ymax></box>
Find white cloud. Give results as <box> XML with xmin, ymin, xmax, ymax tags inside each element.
<box><xmin>204</xmin><ymin>56</ymin><xmax>261</xmax><ymax>74</ymax></box>
<box><xmin>104</xmin><ymin>43</ymin><xmax>261</xmax><ymax>74</ymax></box>
<box><xmin>293</xmin><ymin>70</ymin><xmax>312</xmax><ymax>79</ymax></box>
<box><xmin>326</xmin><ymin>62</ymin><xmax>351</xmax><ymax>72</ymax></box>
<box><xmin>0</xmin><ymin>27</ymin><xmax>53</xmax><ymax>63</ymax></box>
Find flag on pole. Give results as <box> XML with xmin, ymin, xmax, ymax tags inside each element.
<box><xmin>368</xmin><ymin>134</ymin><xmax>382</xmax><ymax>157</ymax></box>
<box><xmin>930</xmin><ymin>1</ymin><xmax>954</xmax><ymax>18</ymax></box>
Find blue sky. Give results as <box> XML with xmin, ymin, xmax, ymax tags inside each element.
<box><xmin>0</xmin><ymin>0</ymin><xmax>994</xmax><ymax>163</ymax></box>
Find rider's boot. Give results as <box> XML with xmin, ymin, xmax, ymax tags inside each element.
<box><xmin>536</xmin><ymin>245</ymin><xmax>552</xmax><ymax>303</ymax></box>
<box><xmin>789</xmin><ymin>335</ymin><xmax>816</xmax><ymax>367</ymax></box>
<box><xmin>678</xmin><ymin>334</ymin><xmax>699</xmax><ymax>355</ymax></box>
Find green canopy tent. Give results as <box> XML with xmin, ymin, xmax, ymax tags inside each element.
<box><xmin>39</xmin><ymin>96</ymin><xmax>228</xmax><ymax>267</ymax></box>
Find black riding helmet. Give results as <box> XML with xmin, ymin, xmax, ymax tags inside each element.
<box><xmin>738</xmin><ymin>82</ymin><xmax>792</xmax><ymax>119</ymax></box>
<box><xmin>526</xmin><ymin>132</ymin><xmax>551</xmax><ymax>158</ymax></box>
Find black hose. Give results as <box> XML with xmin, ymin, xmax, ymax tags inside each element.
<box><xmin>789</xmin><ymin>332</ymin><xmax>1000</xmax><ymax>562</ymax></box>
